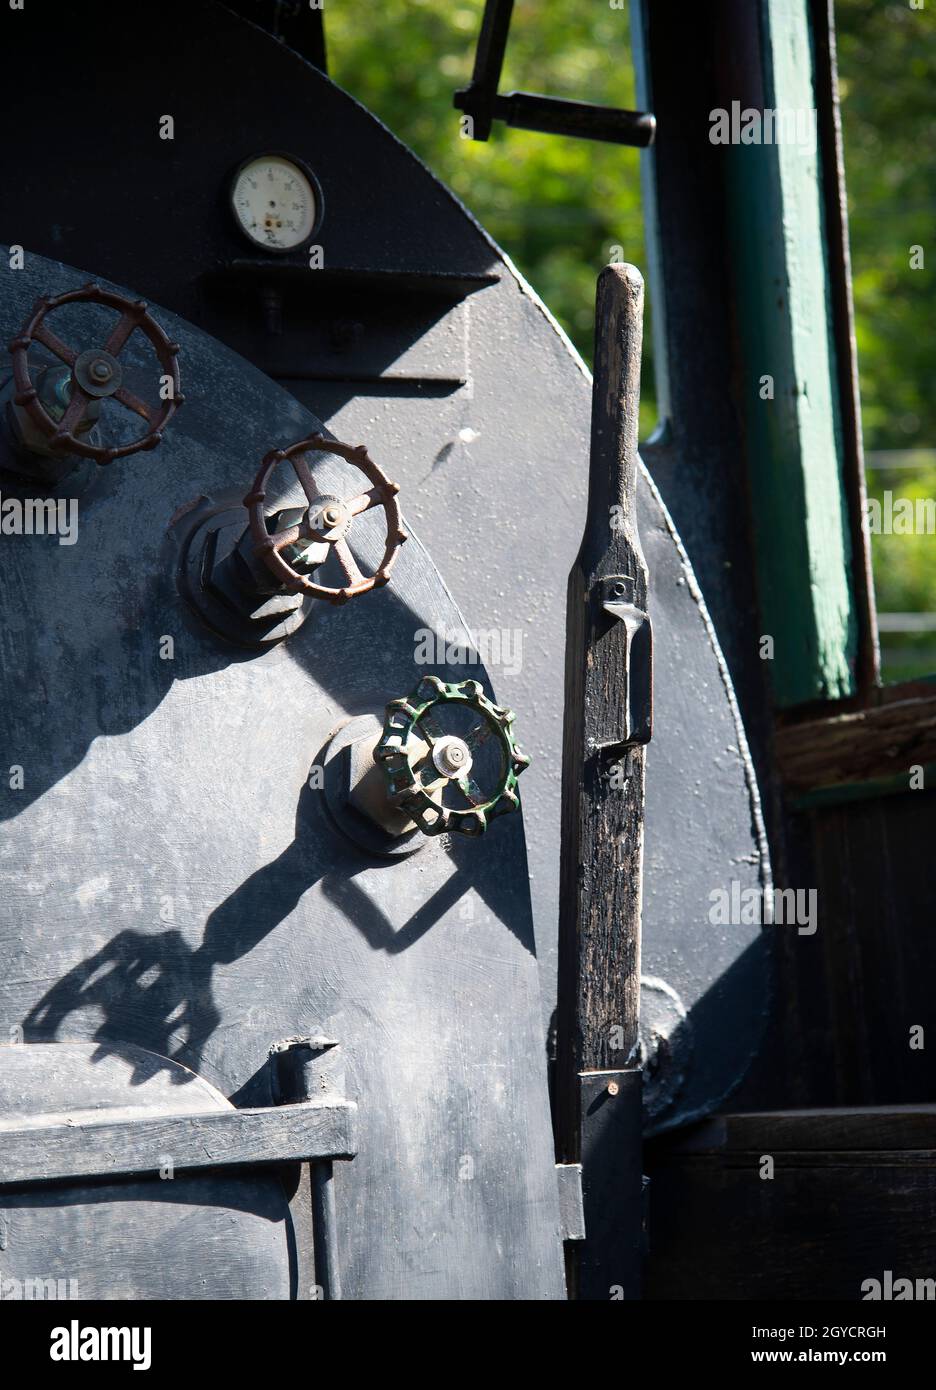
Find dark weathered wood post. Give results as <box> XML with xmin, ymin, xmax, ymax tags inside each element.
<box><xmin>555</xmin><ymin>263</ymin><xmax>652</xmax><ymax>1300</ymax></box>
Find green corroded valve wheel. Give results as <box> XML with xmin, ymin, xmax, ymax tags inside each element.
<box><xmin>374</xmin><ymin>675</ymin><xmax>530</xmax><ymax>837</ymax></box>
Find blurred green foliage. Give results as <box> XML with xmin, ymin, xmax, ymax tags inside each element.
<box><xmin>865</xmin><ymin>460</ymin><xmax>936</xmax><ymax>681</ymax></box>
<box><xmin>326</xmin><ymin>0</ymin><xmax>649</xmax><ymax>412</ymax></box>
<box><xmin>327</xmin><ymin>0</ymin><xmax>934</xmax><ymax>677</ymax></box>
<box><xmin>836</xmin><ymin>0</ymin><xmax>936</xmax><ymax>452</ymax></box>
<box><xmin>837</xmin><ymin>0</ymin><xmax>936</xmax><ymax>677</ymax></box>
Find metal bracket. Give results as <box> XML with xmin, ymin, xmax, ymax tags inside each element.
<box><xmin>556</xmin><ymin>1162</ymin><xmax>586</xmax><ymax>1242</ymax></box>
<box><xmin>596</xmin><ymin>574</ymin><xmax>653</xmax><ymax>750</ymax></box>
<box><xmin>271</xmin><ymin>1036</ymin><xmax>350</xmax><ymax>1300</ymax></box>
<box><xmin>454</xmin><ymin>0</ymin><xmax>655</xmax><ymax>147</ymax></box>
<box><xmin>578</xmin><ymin>1068</ymin><xmax>644</xmax><ymax>1300</ymax></box>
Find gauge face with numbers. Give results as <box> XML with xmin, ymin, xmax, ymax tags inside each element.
<box><xmin>230</xmin><ymin>154</ymin><xmax>321</xmax><ymax>252</ymax></box>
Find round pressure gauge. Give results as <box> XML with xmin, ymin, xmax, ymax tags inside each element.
<box><xmin>230</xmin><ymin>153</ymin><xmax>322</xmax><ymax>253</ymax></box>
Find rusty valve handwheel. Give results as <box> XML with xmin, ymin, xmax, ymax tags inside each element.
<box><xmin>8</xmin><ymin>283</ymin><xmax>182</xmax><ymax>464</ymax></box>
<box><xmin>244</xmin><ymin>434</ymin><xmax>407</xmax><ymax>606</ymax></box>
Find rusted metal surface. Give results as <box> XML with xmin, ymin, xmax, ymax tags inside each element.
<box><xmin>9</xmin><ymin>282</ymin><xmax>182</xmax><ymax>463</ymax></box>
<box><xmin>244</xmin><ymin>433</ymin><xmax>406</xmax><ymax>604</ymax></box>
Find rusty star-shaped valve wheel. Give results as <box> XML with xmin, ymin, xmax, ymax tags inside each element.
<box><xmin>9</xmin><ymin>283</ymin><xmax>183</xmax><ymax>463</ymax></box>
<box><xmin>374</xmin><ymin>676</ymin><xmax>530</xmax><ymax>837</ymax></box>
<box><xmin>244</xmin><ymin>434</ymin><xmax>407</xmax><ymax>606</ymax></box>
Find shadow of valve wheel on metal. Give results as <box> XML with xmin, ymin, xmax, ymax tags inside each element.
<box><xmin>9</xmin><ymin>282</ymin><xmax>183</xmax><ymax>463</ymax></box>
<box><xmin>376</xmin><ymin>676</ymin><xmax>530</xmax><ymax>836</ymax></box>
<box><xmin>245</xmin><ymin>434</ymin><xmax>407</xmax><ymax>606</ymax></box>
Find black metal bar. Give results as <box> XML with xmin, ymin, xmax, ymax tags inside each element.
<box><xmin>311</xmin><ymin>1162</ymin><xmax>343</xmax><ymax>1300</ymax></box>
<box><xmin>493</xmin><ymin>92</ymin><xmax>655</xmax><ymax>147</ymax></box>
<box><xmin>454</xmin><ymin>0</ymin><xmax>654</xmax><ymax>147</ymax></box>
<box><xmin>578</xmin><ymin>1069</ymin><xmax>644</xmax><ymax>1300</ymax></box>
<box><xmin>0</xmin><ymin>1098</ymin><xmax>356</xmax><ymax>1187</ymax></box>
<box><xmin>459</xmin><ymin>0</ymin><xmax>515</xmax><ymax>139</ymax></box>
<box><xmin>271</xmin><ymin>1037</ymin><xmax>349</xmax><ymax>1301</ymax></box>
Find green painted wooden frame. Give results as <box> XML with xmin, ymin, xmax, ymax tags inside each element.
<box><xmin>633</xmin><ymin>0</ymin><xmax>876</xmax><ymax>709</ymax></box>
<box><xmin>726</xmin><ymin>0</ymin><xmax>859</xmax><ymax>705</ymax></box>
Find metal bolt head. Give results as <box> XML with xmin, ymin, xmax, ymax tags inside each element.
<box><xmin>432</xmin><ymin>735</ymin><xmax>473</xmax><ymax>780</ymax></box>
<box><xmin>73</xmin><ymin>348</ymin><xmax>123</xmax><ymax>398</ymax></box>
<box><xmin>310</xmin><ymin>495</ymin><xmax>352</xmax><ymax>541</ymax></box>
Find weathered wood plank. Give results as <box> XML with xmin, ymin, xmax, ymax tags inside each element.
<box><xmin>776</xmin><ymin>691</ymin><xmax>936</xmax><ymax>793</ymax></box>
<box><xmin>645</xmin><ymin>1152</ymin><xmax>936</xmax><ymax>1300</ymax></box>
<box><xmin>555</xmin><ymin>263</ymin><xmax>649</xmax><ymax>1300</ymax></box>
<box><xmin>556</xmin><ymin>263</ymin><xmax>649</xmax><ymax>1092</ymax></box>
<box><xmin>0</xmin><ymin>1098</ymin><xmax>356</xmax><ymax>1187</ymax></box>
<box><xmin>656</xmin><ymin>1105</ymin><xmax>936</xmax><ymax>1155</ymax></box>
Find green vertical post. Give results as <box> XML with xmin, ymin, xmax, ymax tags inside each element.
<box><xmin>726</xmin><ymin>0</ymin><xmax>858</xmax><ymax>705</ymax></box>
